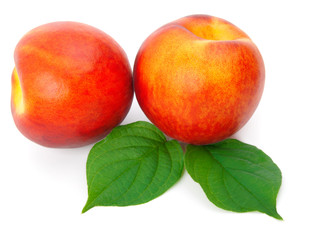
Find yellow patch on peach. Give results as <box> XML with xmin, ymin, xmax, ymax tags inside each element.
<box><xmin>11</xmin><ymin>68</ymin><xmax>25</xmax><ymax>115</ymax></box>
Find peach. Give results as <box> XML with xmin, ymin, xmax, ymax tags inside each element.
<box><xmin>134</xmin><ymin>15</ymin><xmax>265</xmax><ymax>145</ymax></box>
<box><xmin>11</xmin><ymin>22</ymin><xmax>133</xmax><ymax>148</ymax></box>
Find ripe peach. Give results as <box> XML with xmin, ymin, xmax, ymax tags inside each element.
<box><xmin>134</xmin><ymin>15</ymin><xmax>265</xmax><ymax>145</ymax></box>
<box><xmin>11</xmin><ymin>22</ymin><xmax>133</xmax><ymax>148</ymax></box>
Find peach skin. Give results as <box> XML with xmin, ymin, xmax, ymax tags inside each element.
<box><xmin>134</xmin><ymin>15</ymin><xmax>265</xmax><ymax>145</ymax></box>
<box><xmin>12</xmin><ymin>22</ymin><xmax>133</xmax><ymax>148</ymax></box>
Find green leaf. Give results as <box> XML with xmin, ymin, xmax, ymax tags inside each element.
<box><xmin>82</xmin><ymin>121</ymin><xmax>184</xmax><ymax>213</ymax></box>
<box><xmin>185</xmin><ymin>139</ymin><xmax>282</xmax><ymax>220</ymax></box>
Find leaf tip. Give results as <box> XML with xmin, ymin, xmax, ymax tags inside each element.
<box><xmin>273</xmin><ymin>212</ymin><xmax>283</xmax><ymax>221</ymax></box>
<box><xmin>82</xmin><ymin>202</ymin><xmax>93</xmax><ymax>214</ymax></box>
<box><xmin>81</xmin><ymin>207</ymin><xmax>88</xmax><ymax>214</ymax></box>
<box><xmin>266</xmin><ymin>209</ymin><xmax>283</xmax><ymax>220</ymax></box>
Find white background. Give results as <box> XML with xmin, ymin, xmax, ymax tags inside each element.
<box><xmin>1</xmin><ymin>0</ymin><xmax>319</xmax><ymax>239</ymax></box>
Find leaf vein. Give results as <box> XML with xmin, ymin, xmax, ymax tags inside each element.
<box><xmin>224</xmin><ymin>167</ymin><xmax>275</xmax><ymax>182</ymax></box>
<box><xmin>204</xmin><ymin>164</ymin><xmax>228</xmax><ymax>210</ymax></box>
<box><xmin>221</xmin><ymin>169</ymin><xmax>248</xmax><ymax>211</ymax></box>
<box><xmin>87</xmin><ymin>144</ymin><xmax>155</xmax><ymax>175</ymax></box>
<box><xmin>126</xmin><ymin>147</ymin><xmax>161</xmax><ymax>204</ymax></box>
<box><xmin>87</xmin><ymin>158</ymin><xmax>138</xmax><ymax>190</ymax></box>
<box><xmin>153</xmin><ymin>143</ymin><xmax>175</xmax><ymax>196</ymax></box>
<box><xmin>204</xmin><ymin>147</ymin><xmax>276</xmax><ymax>216</ymax></box>
<box><xmin>213</xmin><ymin>152</ymin><xmax>279</xmax><ymax>177</ymax></box>
<box><xmin>85</xmin><ymin>162</ymin><xmax>140</xmax><ymax>210</ymax></box>
<box><xmin>129</xmin><ymin>124</ymin><xmax>166</xmax><ymax>141</ymax></box>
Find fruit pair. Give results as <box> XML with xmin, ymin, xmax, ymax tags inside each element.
<box><xmin>11</xmin><ymin>15</ymin><xmax>265</xmax><ymax>148</ymax></box>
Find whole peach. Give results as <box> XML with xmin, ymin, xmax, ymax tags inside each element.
<box><xmin>134</xmin><ymin>15</ymin><xmax>265</xmax><ymax>145</ymax></box>
<box><xmin>12</xmin><ymin>22</ymin><xmax>133</xmax><ymax>148</ymax></box>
